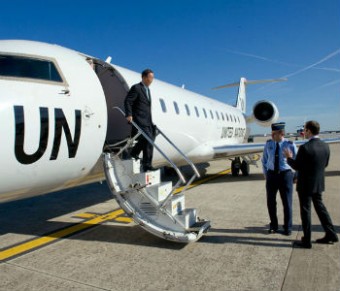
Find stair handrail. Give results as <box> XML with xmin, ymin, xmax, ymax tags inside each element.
<box><xmin>113</xmin><ymin>131</ymin><xmax>142</xmax><ymax>157</ymax></box>
<box><xmin>155</xmin><ymin>126</ymin><xmax>200</xmax><ymax>178</ymax></box>
<box><xmin>113</xmin><ymin>107</ymin><xmax>186</xmax><ymax>184</ymax></box>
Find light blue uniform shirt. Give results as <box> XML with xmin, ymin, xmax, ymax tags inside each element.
<box><xmin>262</xmin><ymin>138</ymin><xmax>297</xmax><ymax>175</ymax></box>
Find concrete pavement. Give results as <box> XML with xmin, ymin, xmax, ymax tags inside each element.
<box><xmin>0</xmin><ymin>142</ymin><xmax>339</xmax><ymax>291</ymax></box>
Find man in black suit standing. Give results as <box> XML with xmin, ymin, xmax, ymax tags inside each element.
<box><xmin>124</xmin><ymin>69</ymin><xmax>156</xmax><ymax>172</ymax></box>
<box><xmin>284</xmin><ymin>120</ymin><xmax>338</xmax><ymax>248</ymax></box>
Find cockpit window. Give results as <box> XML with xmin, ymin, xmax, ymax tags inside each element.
<box><xmin>0</xmin><ymin>55</ymin><xmax>63</xmax><ymax>82</ymax></box>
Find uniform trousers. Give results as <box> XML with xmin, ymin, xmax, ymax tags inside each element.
<box><xmin>297</xmin><ymin>191</ymin><xmax>337</xmax><ymax>244</ymax></box>
<box><xmin>266</xmin><ymin>170</ymin><xmax>293</xmax><ymax>231</ymax></box>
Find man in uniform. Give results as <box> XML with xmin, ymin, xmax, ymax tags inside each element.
<box><xmin>262</xmin><ymin>122</ymin><xmax>297</xmax><ymax>235</ymax></box>
<box><xmin>124</xmin><ymin>69</ymin><xmax>156</xmax><ymax>172</ymax></box>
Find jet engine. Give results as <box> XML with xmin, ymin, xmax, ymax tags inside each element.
<box><xmin>246</xmin><ymin>100</ymin><xmax>279</xmax><ymax>127</ymax></box>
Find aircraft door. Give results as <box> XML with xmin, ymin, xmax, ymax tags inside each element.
<box><xmin>92</xmin><ymin>59</ymin><xmax>131</xmax><ymax>147</ymax></box>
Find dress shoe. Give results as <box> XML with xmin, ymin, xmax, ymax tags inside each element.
<box><xmin>293</xmin><ymin>240</ymin><xmax>312</xmax><ymax>249</ymax></box>
<box><xmin>277</xmin><ymin>229</ymin><xmax>291</xmax><ymax>235</ymax></box>
<box><xmin>143</xmin><ymin>166</ymin><xmax>157</xmax><ymax>172</ymax></box>
<box><xmin>315</xmin><ymin>235</ymin><xmax>339</xmax><ymax>244</ymax></box>
<box><xmin>283</xmin><ymin>230</ymin><xmax>292</xmax><ymax>236</ymax></box>
<box><xmin>130</xmin><ymin>154</ymin><xmax>140</xmax><ymax>160</ymax></box>
<box><xmin>268</xmin><ymin>228</ymin><xmax>278</xmax><ymax>234</ymax></box>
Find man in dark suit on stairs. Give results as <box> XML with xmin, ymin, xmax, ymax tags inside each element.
<box><xmin>124</xmin><ymin>69</ymin><xmax>156</xmax><ymax>172</ymax></box>
<box><xmin>284</xmin><ymin>120</ymin><xmax>338</xmax><ymax>248</ymax></box>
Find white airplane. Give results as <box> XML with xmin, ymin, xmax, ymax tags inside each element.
<box><xmin>0</xmin><ymin>39</ymin><xmax>280</xmax><ymax>203</ymax></box>
<box><xmin>2</xmin><ymin>40</ymin><xmax>339</xmax><ymax>242</ymax></box>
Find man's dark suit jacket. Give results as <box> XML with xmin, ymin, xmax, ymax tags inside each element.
<box><xmin>287</xmin><ymin>138</ymin><xmax>330</xmax><ymax>194</ymax></box>
<box><xmin>124</xmin><ymin>82</ymin><xmax>153</xmax><ymax>127</ymax></box>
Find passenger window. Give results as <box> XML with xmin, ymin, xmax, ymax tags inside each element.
<box><xmin>203</xmin><ymin>108</ymin><xmax>207</xmax><ymax>118</ymax></box>
<box><xmin>238</xmin><ymin>116</ymin><xmax>240</xmax><ymax>123</ymax></box>
<box><xmin>0</xmin><ymin>54</ymin><xmax>63</xmax><ymax>83</ymax></box>
<box><xmin>185</xmin><ymin>104</ymin><xmax>190</xmax><ymax>116</ymax></box>
<box><xmin>174</xmin><ymin>101</ymin><xmax>180</xmax><ymax>115</ymax></box>
<box><xmin>210</xmin><ymin>110</ymin><xmax>214</xmax><ymax>119</ymax></box>
<box><xmin>221</xmin><ymin>112</ymin><xmax>225</xmax><ymax>121</ymax></box>
<box><xmin>159</xmin><ymin>99</ymin><xmax>167</xmax><ymax>113</ymax></box>
<box><xmin>230</xmin><ymin>114</ymin><xmax>233</xmax><ymax>122</ymax></box>
<box><xmin>215</xmin><ymin>111</ymin><xmax>220</xmax><ymax>120</ymax></box>
<box><xmin>225</xmin><ymin>113</ymin><xmax>229</xmax><ymax>121</ymax></box>
<box><xmin>194</xmin><ymin>106</ymin><xmax>199</xmax><ymax>117</ymax></box>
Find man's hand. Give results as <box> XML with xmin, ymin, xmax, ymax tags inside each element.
<box><xmin>126</xmin><ymin>116</ymin><xmax>133</xmax><ymax>123</ymax></box>
<box><xmin>283</xmin><ymin>148</ymin><xmax>293</xmax><ymax>159</ymax></box>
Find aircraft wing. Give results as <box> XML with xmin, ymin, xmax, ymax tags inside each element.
<box><xmin>293</xmin><ymin>137</ymin><xmax>340</xmax><ymax>146</ymax></box>
<box><xmin>212</xmin><ymin>137</ymin><xmax>340</xmax><ymax>160</ymax></box>
<box><xmin>212</xmin><ymin>142</ymin><xmax>266</xmax><ymax>159</ymax></box>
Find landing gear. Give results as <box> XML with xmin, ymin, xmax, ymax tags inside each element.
<box><xmin>231</xmin><ymin>157</ymin><xmax>241</xmax><ymax>176</ymax></box>
<box><xmin>240</xmin><ymin>160</ymin><xmax>250</xmax><ymax>176</ymax></box>
<box><xmin>231</xmin><ymin>157</ymin><xmax>250</xmax><ymax>176</ymax></box>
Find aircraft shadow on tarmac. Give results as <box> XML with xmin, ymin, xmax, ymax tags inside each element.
<box><xmin>0</xmin><ymin>181</ymin><xmax>185</xmax><ymax>250</ymax></box>
<box><xmin>66</xmin><ymin>224</ymin><xmax>187</xmax><ymax>250</ymax></box>
<box><xmin>0</xmin><ymin>182</ymin><xmax>113</xmax><ymax>236</ymax></box>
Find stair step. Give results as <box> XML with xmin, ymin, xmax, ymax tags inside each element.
<box><xmin>165</xmin><ymin>194</ymin><xmax>185</xmax><ymax>216</ymax></box>
<box><xmin>139</xmin><ymin>201</ymin><xmax>158</xmax><ymax>216</ymax></box>
<box><xmin>175</xmin><ymin>208</ymin><xmax>197</xmax><ymax>229</ymax></box>
<box><xmin>120</xmin><ymin>159</ymin><xmax>141</xmax><ymax>175</ymax></box>
<box><xmin>147</xmin><ymin>181</ymin><xmax>173</xmax><ymax>202</ymax></box>
<box><xmin>187</xmin><ymin>220</ymin><xmax>211</xmax><ymax>232</ymax></box>
<box><xmin>133</xmin><ymin>169</ymin><xmax>161</xmax><ymax>187</ymax></box>
<box><xmin>103</xmin><ymin>142</ymin><xmax>209</xmax><ymax>242</ymax></box>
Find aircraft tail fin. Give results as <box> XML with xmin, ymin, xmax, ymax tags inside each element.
<box><xmin>212</xmin><ymin>77</ymin><xmax>287</xmax><ymax>114</ymax></box>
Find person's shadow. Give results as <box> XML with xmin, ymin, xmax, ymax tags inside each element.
<box><xmin>199</xmin><ymin>224</ymin><xmax>340</xmax><ymax>248</ymax></box>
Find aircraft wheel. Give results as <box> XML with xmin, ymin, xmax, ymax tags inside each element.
<box><xmin>231</xmin><ymin>160</ymin><xmax>240</xmax><ymax>177</ymax></box>
<box><xmin>241</xmin><ymin>160</ymin><xmax>250</xmax><ymax>176</ymax></box>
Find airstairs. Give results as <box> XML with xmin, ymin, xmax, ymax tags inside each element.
<box><xmin>103</xmin><ymin>107</ymin><xmax>210</xmax><ymax>243</ymax></box>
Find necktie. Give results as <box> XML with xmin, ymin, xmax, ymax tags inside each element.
<box><xmin>145</xmin><ymin>87</ymin><xmax>150</xmax><ymax>101</ymax></box>
<box><xmin>274</xmin><ymin>142</ymin><xmax>279</xmax><ymax>173</ymax></box>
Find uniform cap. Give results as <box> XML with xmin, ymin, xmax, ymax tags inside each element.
<box><xmin>271</xmin><ymin>122</ymin><xmax>285</xmax><ymax>131</ymax></box>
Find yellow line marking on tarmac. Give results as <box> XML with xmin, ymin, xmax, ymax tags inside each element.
<box><xmin>253</xmin><ymin>154</ymin><xmax>260</xmax><ymax>161</ymax></box>
<box><xmin>73</xmin><ymin>213</ymin><xmax>98</xmax><ymax>219</ymax></box>
<box><xmin>115</xmin><ymin>217</ymin><xmax>134</xmax><ymax>223</ymax></box>
<box><xmin>0</xmin><ymin>209</ymin><xmax>125</xmax><ymax>262</ymax></box>
<box><xmin>0</xmin><ymin>165</ymin><xmax>236</xmax><ymax>262</ymax></box>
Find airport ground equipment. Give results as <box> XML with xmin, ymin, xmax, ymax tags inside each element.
<box><xmin>103</xmin><ymin>107</ymin><xmax>210</xmax><ymax>243</ymax></box>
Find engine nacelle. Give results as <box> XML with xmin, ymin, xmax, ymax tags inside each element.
<box><xmin>246</xmin><ymin>100</ymin><xmax>279</xmax><ymax>127</ymax></box>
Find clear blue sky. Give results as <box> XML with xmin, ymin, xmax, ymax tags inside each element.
<box><xmin>1</xmin><ymin>0</ymin><xmax>339</xmax><ymax>134</ymax></box>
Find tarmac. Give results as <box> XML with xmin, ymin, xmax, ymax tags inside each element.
<box><xmin>0</xmin><ymin>139</ymin><xmax>339</xmax><ymax>291</ymax></box>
